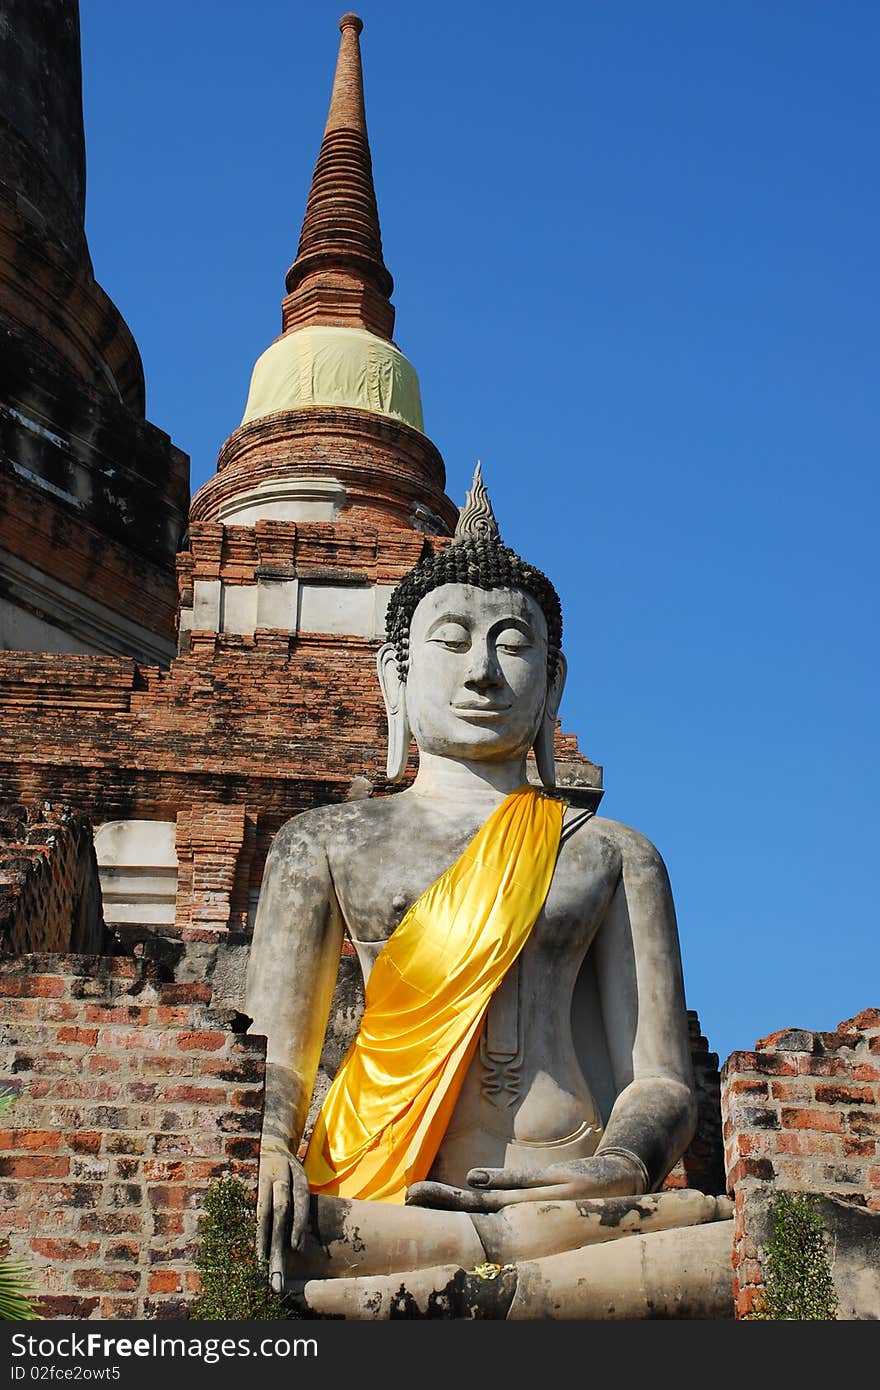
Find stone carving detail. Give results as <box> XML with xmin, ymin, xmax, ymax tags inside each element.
<box><xmin>480</xmin><ymin>961</ymin><xmax>523</xmax><ymax>1108</ymax></box>
<box><xmin>454</xmin><ymin>460</ymin><xmax>501</xmax><ymax>543</ymax></box>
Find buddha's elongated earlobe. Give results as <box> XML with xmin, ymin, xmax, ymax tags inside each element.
<box><xmin>377</xmin><ymin>643</ymin><xmax>411</xmax><ymax>781</ymax></box>
<box><xmin>533</xmin><ymin>652</ymin><xmax>567</xmax><ymax>790</ymax></box>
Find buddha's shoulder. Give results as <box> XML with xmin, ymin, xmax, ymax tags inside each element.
<box><xmin>268</xmin><ymin>792</ymin><xmax>408</xmax><ymax>858</ymax></box>
<box><xmin>577</xmin><ymin>813</ymin><xmax>669</xmax><ymax>872</ymax></box>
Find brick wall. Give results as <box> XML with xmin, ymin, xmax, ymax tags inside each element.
<box><xmin>664</xmin><ymin>1011</ymin><xmax>726</xmax><ymax>1196</ymax></box>
<box><xmin>0</xmin><ymin>954</ymin><xmax>265</xmax><ymax>1320</ymax></box>
<box><xmin>720</xmin><ymin>1008</ymin><xmax>880</xmax><ymax>1317</ymax></box>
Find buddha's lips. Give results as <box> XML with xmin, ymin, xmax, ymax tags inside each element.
<box><xmin>451</xmin><ymin>703</ymin><xmax>512</xmax><ymax>719</ymax></box>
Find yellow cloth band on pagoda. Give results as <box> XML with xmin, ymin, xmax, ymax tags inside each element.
<box><xmin>240</xmin><ymin>326</ymin><xmax>425</xmax><ymax>433</ymax></box>
<box><xmin>303</xmin><ymin>785</ymin><xmax>565</xmax><ymax>1203</ymax></box>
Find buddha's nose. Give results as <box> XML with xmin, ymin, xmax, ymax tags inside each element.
<box><xmin>464</xmin><ymin>642</ymin><xmax>502</xmax><ymax>689</ymax></box>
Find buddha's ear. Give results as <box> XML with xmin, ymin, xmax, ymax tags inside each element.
<box><xmin>377</xmin><ymin>643</ymin><xmax>411</xmax><ymax>782</ymax></box>
<box><xmin>533</xmin><ymin>651</ymin><xmax>567</xmax><ymax>790</ymax></box>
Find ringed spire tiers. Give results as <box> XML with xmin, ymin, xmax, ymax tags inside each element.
<box><xmin>283</xmin><ymin>11</ymin><xmax>395</xmax><ymax>341</ymax></box>
<box><xmin>189</xmin><ymin>14</ymin><xmax>457</xmax><ymax>536</ymax></box>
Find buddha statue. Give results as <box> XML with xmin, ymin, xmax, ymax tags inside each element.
<box><xmin>244</xmin><ymin>466</ymin><xmax>733</xmax><ymax>1319</ymax></box>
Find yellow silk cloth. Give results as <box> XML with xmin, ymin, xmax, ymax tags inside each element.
<box><xmin>303</xmin><ymin>785</ymin><xmax>565</xmax><ymax>1203</ymax></box>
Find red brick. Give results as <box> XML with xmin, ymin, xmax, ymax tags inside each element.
<box><xmin>842</xmin><ymin>1138</ymin><xmax>877</xmax><ymax>1158</ymax></box>
<box><xmin>83</xmin><ymin>1005</ymin><xmax>152</xmax><ymax>1025</ymax></box>
<box><xmin>67</xmin><ymin>1132</ymin><xmax>102</xmax><ymax>1154</ymax></box>
<box><xmin>0</xmin><ymin>1155</ymin><xmax>69</xmax><ymax>1178</ymax></box>
<box><xmin>56</xmin><ymin>1027</ymin><xmax>99</xmax><ymax>1046</ymax></box>
<box><xmin>814</xmin><ymin>1083</ymin><xmax>874</xmax><ymax>1105</ymax></box>
<box><xmin>0</xmin><ymin>976</ymin><xmax>64</xmax><ymax>998</ymax></box>
<box><xmin>147</xmin><ymin>1185</ymin><xmax>185</xmax><ymax>1210</ymax></box>
<box><xmin>100</xmin><ymin>1296</ymin><xmax>139</xmax><ymax>1319</ymax></box>
<box><xmin>774</xmin><ymin>1132</ymin><xmax>840</xmax><ymax>1157</ymax></box>
<box><xmin>185</xmin><ymin>1160</ymin><xmax>226</xmax><ymax>1180</ymax></box>
<box><xmin>797</xmin><ymin>1054</ymin><xmax>848</xmax><ymax>1077</ymax></box>
<box><xmin>87</xmin><ymin>1054</ymin><xmax>122</xmax><ymax>1074</ymax></box>
<box><xmin>0</xmin><ymin>1128</ymin><xmax>61</xmax><ymax>1151</ymax></box>
<box><xmin>144</xmin><ymin>1160</ymin><xmax>187</xmax><ymax>1182</ymax></box>
<box><xmin>37</xmin><ymin>1295</ymin><xmax>99</xmax><ymax>1318</ymax></box>
<box><xmin>852</xmin><ymin>1064</ymin><xmax>880</xmax><ymax>1082</ymax></box>
<box><xmin>175</xmin><ymin>1031</ymin><xmax>227</xmax><ymax>1052</ymax></box>
<box><xmin>727</xmin><ymin>1079</ymin><xmax>768</xmax><ymax>1097</ymax></box>
<box><xmin>160</xmin><ymin>1084</ymin><xmax>227</xmax><ymax>1104</ymax></box>
<box><xmin>735</xmin><ymin>1285</ymin><xmax>765</xmax><ymax>1318</ymax></box>
<box><xmin>842</xmin><ymin>1008</ymin><xmax>880</xmax><ymax>1033</ymax></box>
<box><xmin>770</xmin><ymin>1079</ymin><xmax>812</xmax><ymax>1102</ymax></box>
<box><xmin>41</xmin><ymin>1002</ymin><xmax>80</xmax><ymax>1022</ymax></box>
<box><xmin>32</xmin><ymin>1239</ymin><xmax>99</xmax><ymax>1261</ymax></box>
<box><xmin>755</xmin><ymin>1028</ymin><xmax>815</xmax><ymax>1053</ymax></box>
<box><xmin>148</xmin><ymin>1270</ymin><xmax>183</xmax><ymax>1294</ymax></box>
<box><xmin>780</xmin><ymin>1108</ymin><xmax>844</xmax><ymax>1134</ymax></box>
<box><xmin>159</xmin><ymin>984</ymin><xmax>212</xmax><ymax>1005</ymax></box>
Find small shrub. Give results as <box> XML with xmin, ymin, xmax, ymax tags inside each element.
<box><xmin>192</xmin><ymin>1176</ymin><xmax>288</xmax><ymax>1320</ymax></box>
<box><xmin>751</xmin><ymin>1191</ymin><xmax>839</xmax><ymax>1320</ymax></box>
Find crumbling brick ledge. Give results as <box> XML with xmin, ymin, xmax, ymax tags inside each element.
<box><xmin>721</xmin><ymin>1008</ymin><xmax>880</xmax><ymax>1318</ymax></box>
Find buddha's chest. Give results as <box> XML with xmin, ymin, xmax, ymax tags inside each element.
<box><xmin>334</xmin><ymin>824</ymin><xmax>617</xmax><ymax>962</ymax></box>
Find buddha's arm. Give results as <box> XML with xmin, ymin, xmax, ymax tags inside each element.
<box><xmin>244</xmin><ymin>816</ymin><xmax>344</xmax><ymax>1274</ymax></box>
<box><xmin>589</xmin><ymin>828</ymin><xmax>698</xmax><ymax>1190</ymax></box>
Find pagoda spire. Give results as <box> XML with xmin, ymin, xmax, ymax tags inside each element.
<box><xmin>283</xmin><ymin>13</ymin><xmax>395</xmax><ymax>340</ymax></box>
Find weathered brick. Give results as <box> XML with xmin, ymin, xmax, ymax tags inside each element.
<box><xmin>0</xmin><ymin>1155</ymin><xmax>69</xmax><ymax>1178</ymax></box>
<box><xmin>105</xmin><ymin>1241</ymin><xmax>141</xmax><ymax>1262</ymax></box>
<box><xmin>37</xmin><ymin>1295</ymin><xmax>99</xmax><ymax>1319</ymax></box>
<box><xmin>0</xmin><ymin>1128</ymin><xmax>60</xmax><ymax>1151</ymax></box>
<box><xmin>0</xmin><ymin>976</ymin><xmax>64</xmax><ymax>998</ymax></box>
<box><xmin>104</xmin><ymin>1133</ymin><xmax>146</xmax><ymax>1155</ymax></box>
<box><xmin>814</xmin><ymin>1083</ymin><xmax>874</xmax><ymax>1105</ymax></box>
<box><xmin>56</xmin><ymin>1027</ymin><xmax>99</xmax><ymax>1047</ymax></box>
<box><xmin>67</xmin><ymin>1131</ymin><xmax>102</xmax><ymax>1154</ymax></box>
<box><xmin>32</xmin><ymin>1238</ymin><xmax>99</xmax><ymax>1261</ymax></box>
<box><xmin>727</xmin><ymin>1078</ymin><xmax>768</xmax><ymax>1097</ymax></box>
<box><xmin>78</xmin><ymin>1213</ymin><xmax>143</xmax><ymax>1235</ymax></box>
<box><xmin>780</xmin><ymin>1107</ymin><xmax>844</xmax><ymax>1134</ymax></box>
<box><xmin>175</xmin><ymin>1031</ymin><xmax>227</xmax><ymax>1052</ymax></box>
<box><xmin>72</xmin><ymin>1269</ymin><xmax>140</xmax><ymax>1292</ymax></box>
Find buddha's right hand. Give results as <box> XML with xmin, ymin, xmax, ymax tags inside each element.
<box><xmin>256</xmin><ymin>1142</ymin><xmax>311</xmax><ymax>1292</ymax></box>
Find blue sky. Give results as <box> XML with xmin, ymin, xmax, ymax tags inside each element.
<box><xmin>79</xmin><ymin>1</ymin><xmax>878</xmax><ymax>1065</ymax></box>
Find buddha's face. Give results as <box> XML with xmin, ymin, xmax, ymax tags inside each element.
<box><xmin>404</xmin><ymin>583</ymin><xmax>549</xmax><ymax>762</ymax></box>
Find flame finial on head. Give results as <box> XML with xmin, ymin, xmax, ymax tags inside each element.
<box><xmin>454</xmin><ymin>461</ymin><xmax>501</xmax><ymax>545</ymax></box>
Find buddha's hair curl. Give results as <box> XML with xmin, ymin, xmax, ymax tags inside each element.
<box><xmin>385</xmin><ymin>537</ymin><xmax>563</xmax><ymax>682</ymax></box>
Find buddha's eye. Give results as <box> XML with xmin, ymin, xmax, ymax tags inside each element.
<box><xmin>428</xmin><ymin>623</ymin><xmax>471</xmax><ymax>651</ymax></box>
<box><xmin>495</xmin><ymin>627</ymin><xmax>532</xmax><ymax>654</ymax></box>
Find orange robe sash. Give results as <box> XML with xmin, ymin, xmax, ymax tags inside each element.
<box><xmin>303</xmin><ymin>785</ymin><xmax>565</xmax><ymax>1203</ymax></box>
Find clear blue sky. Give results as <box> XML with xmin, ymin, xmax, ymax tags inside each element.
<box><xmin>79</xmin><ymin>1</ymin><xmax>878</xmax><ymax>1066</ymax></box>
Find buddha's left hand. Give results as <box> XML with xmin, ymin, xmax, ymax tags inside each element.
<box><xmin>406</xmin><ymin>1152</ymin><xmax>647</xmax><ymax>1212</ymax></box>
